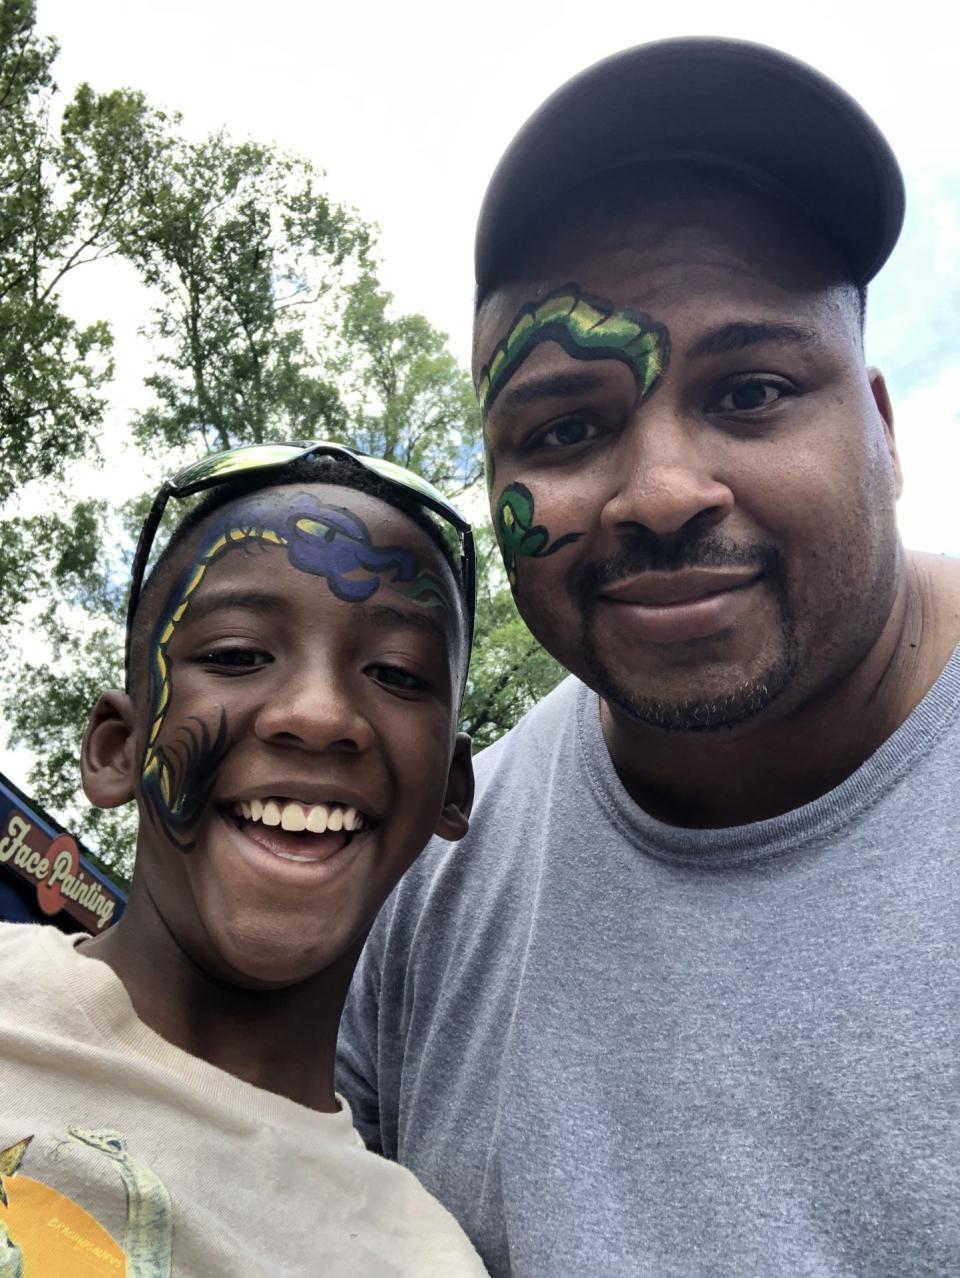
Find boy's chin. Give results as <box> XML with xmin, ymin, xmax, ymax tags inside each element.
<box><xmin>200</xmin><ymin>921</ymin><xmax>361</xmax><ymax>990</ymax></box>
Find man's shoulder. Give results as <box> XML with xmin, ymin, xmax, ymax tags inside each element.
<box><xmin>372</xmin><ymin>677</ymin><xmax>585</xmax><ymax>938</ymax></box>
<box><xmin>472</xmin><ymin>673</ymin><xmax>584</xmax><ymax>791</ymax></box>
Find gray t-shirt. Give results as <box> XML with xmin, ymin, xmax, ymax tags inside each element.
<box><xmin>337</xmin><ymin>650</ymin><xmax>960</xmax><ymax>1277</ymax></box>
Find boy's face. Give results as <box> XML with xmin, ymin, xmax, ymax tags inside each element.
<box><xmin>119</xmin><ymin>483</ymin><xmax>470</xmax><ymax>988</ymax></box>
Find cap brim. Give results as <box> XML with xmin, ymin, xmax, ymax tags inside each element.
<box><xmin>475</xmin><ymin>37</ymin><xmax>904</xmax><ymax>292</ymax></box>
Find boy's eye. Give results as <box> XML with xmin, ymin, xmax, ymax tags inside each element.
<box><xmin>709</xmin><ymin>379</ymin><xmax>793</xmax><ymax>414</ymax></box>
<box><xmin>366</xmin><ymin>663</ymin><xmax>426</xmax><ymax>692</ymax></box>
<box><xmin>533</xmin><ymin>414</ymin><xmax>603</xmax><ymax>448</ymax></box>
<box><xmin>195</xmin><ymin>648</ymin><xmax>273</xmax><ymax>671</ymax></box>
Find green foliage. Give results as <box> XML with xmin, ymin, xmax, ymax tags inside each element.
<box><xmin>5</xmin><ymin>622</ymin><xmax>133</xmax><ymax>884</ymax></box>
<box><xmin>460</xmin><ymin>530</ymin><xmax>566</xmax><ymax>751</ymax></box>
<box><xmin>124</xmin><ymin>131</ymin><xmax>372</xmax><ymax>454</ymax></box>
<box><xmin>0</xmin><ymin>0</ymin><xmax>173</xmax><ymax>499</ymax></box>
<box><xmin>335</xmin><ymin>273</ymin><xmax>483</xmax><ymax>493</ymax></box>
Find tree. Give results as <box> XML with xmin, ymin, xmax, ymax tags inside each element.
<box><xmin>124</xmin><ymin>131</ymin><xmax>374</xmax><ymax>455</ymax></box>
<box><xmin>0</xmin><ymin>0</ymin><xmax>170</xmax><ymax>500</ymax></box>
<box><xmin>335</xmin><ymin>271</ymin><xmax>484</xmax><ymax>495</ymax></box>
<box><xmin>460</xmin><ymin>529</ymin><xmax>566</xmax><ymax>752</ymax></box>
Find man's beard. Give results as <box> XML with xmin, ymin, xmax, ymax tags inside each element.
<box><xmin>572</xmin><ymin>527</ymin><xmax>800</xmax><ymax>732</ymax></box>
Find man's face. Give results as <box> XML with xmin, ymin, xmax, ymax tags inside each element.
<box><xmin>131</xmin><ymin>483</ymin><xmax>469</xmax><ymax>986</ymax></box>
<box><xmin>476</xmin><ymin>183</ymin><xmax>902</xmax><ymax>732</ymax></box>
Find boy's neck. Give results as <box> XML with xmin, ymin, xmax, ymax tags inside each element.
<box><xmin>80</xmin><ymin>889</ymin><xmax>359</xmax><ymax>1114</ymax></box>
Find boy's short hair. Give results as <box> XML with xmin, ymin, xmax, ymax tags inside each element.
<box><xmin>128</xmin><ymin>453</ymin><xmax>469</xmax><ymax>693</ymax></box>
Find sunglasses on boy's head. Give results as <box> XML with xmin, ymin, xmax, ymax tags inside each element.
<box><xmin>125</xmin><ymin>440</ymin><xmax>477</xmax><ymax>675</ymax></box>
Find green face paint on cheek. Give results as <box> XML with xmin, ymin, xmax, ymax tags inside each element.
<box><xmin>477</xmin><ymin>285</ymin><xmax>670</xmax><ymax>418</ymax></box>
<box><xmin>495</xmin><ymin>482</ymin><xmax>584</xmax><ymax>590</ymax></box>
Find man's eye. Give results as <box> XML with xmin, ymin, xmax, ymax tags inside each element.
<box><xmin>196</xmin><ymin>649</ymin><xmax>272</xmax><ymax>670</ymax></box>
<box><xmin>535</xmin><ymin>415</ymin><xmax>602</xmax><ymax>448</ymax></box>
<box><xmin>710</xmin><ymin>380</ymin><xmax>792</xmax><ymax>413</ymax></box>
<box><xmin>366</xmin><ymin>663</ymin><xmax>425</xmax><ymax>692</ymax></box>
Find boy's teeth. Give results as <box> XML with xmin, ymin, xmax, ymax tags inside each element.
<box><xmin>305</xmin><ymin>806</ymin><xmax>328</xmax><ymax>833</ymax></box>
<box><xmin>234</xmin><ymin>800</ymin><xmax>366</xmax><ymax>833</ymax></box>
<box><xmin>280</xmin><ymin>803</ymin><xmax>306</xmax><ymax>832</ymax></box>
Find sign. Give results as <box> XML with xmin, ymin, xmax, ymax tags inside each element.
<box><xmin>0</xmin><ymin>777</ymin><xmax>124</xmax><ymax>932</ymax></box>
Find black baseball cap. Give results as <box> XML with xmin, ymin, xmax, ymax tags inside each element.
<box><xmin>475</xmin><ymin>37</ymin><xmax>905</xmax><ymax>294</ymax></box>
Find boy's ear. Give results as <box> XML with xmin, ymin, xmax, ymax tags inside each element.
<box><xmin>434</xmin><ymin>732</ymin><xmax>474</xmax><ymax>842</ymax></box>
<box><xmin>81</xmin><ymin>691</ymin><xmax>138</xmax><ymax>810</ymax></box>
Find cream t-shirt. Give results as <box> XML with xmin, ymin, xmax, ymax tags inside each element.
<box><xmin>0</xmin><ymin>922</ymin><xmax>486</xmax><ymax>1277</ymax></box>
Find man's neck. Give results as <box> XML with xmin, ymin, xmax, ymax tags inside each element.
<box><xmin>600</xmin><ymin>551</ymin><xmax>960</xmax><ymax>829</ymax></box>
<box><xmin>80</xmin><ymin>895</ymin><xmax>359</xmax><ymax>1114</ymax></box>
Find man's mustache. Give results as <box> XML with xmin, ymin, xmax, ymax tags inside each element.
<box><xmin>572</xmin><ymin>527</ymin><xmax>783</xmax><ymax>604</ymax></box>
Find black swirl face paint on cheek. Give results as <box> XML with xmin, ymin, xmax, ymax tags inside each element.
<box><xmin>141</xmin><ymin>708</ymin><xmax>232</xmax><ymax>853</ymax></box>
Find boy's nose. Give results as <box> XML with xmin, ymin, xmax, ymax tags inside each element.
<box><xmin>253</xmin><ymin>673</ymin><xmax>375</xmax><ymax>754</ymax></box>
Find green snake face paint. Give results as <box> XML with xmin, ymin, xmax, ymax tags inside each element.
<box><xmin>477</xmin><ymin>285</ymin><xmax>670</xmax><ymax>419</ymax></box>
<box><xmin>140</xmin><ymin>493</ymin><xmax>455</xmax><ymax>850</ymax></box>
<box><xmin>480</xmin><ymin>287</ymin><xmax>668</xmax><ymax>587</ymax></box>
<box><xmin>495</xmin><ymin>482</ymin><xmax>583</xmax><ymax>590</ymax></box>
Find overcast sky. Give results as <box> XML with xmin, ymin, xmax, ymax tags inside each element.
<box><xmin>31</xmin><ymin>0</ymin><xmax>960</xmax><ymax>554</ymax></box>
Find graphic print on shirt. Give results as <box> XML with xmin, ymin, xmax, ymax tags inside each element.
<box><xmin>0</xmin><ymin>1127</ymin><xmax>171</xmax><ymax>1276</ymax></box>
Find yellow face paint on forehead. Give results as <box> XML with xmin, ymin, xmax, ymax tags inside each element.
<box><xmin>477</xmin><ymin>285</ymin><xmax>670</xmax><ymax>417</ymax></box>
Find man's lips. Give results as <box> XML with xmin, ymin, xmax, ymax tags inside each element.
<box><xmin>596</xmin><ymin>567</ymin><xmax>765</xmax><ymax>643</ymax></box>
<box><xmin>598</xmin><ymin>567</ymin><xmax>762</xmax><ymax>606</ymax></box>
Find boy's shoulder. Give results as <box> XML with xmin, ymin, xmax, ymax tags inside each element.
<box><xmin>0</xmin><ymin>919</ymin><xmax>70</xmax><ymax>974</ymax></box>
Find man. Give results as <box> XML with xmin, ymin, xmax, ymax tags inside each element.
<box><xmin>338</xmin><ymin>39</ymin><xmax>960</xmax><ymax>1277</ymax></box>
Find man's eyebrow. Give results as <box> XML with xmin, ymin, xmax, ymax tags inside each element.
<box><xmin>368</xmin><ymin>602</ymin><xmax>452</xmax><ymax>644</ymax></box>
<box><xmin>496</xmin><ymin>368</ymin><xmax>607</xmax><ymax>411</ymax></box>
<box><xmin>177</xmin><ymin>588</ymin><xmax>286</xmax><ymax>624</ymax></box>
<box><xmin>686</xmin><ymin>321</ymin><xmax>818</xmax><ymax>359</ymax></box>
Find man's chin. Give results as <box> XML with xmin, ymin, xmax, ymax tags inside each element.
<box><xmin>588</xmin><ymin>654</ymin><xmax>798</xmax><ymax>734</ymax></box>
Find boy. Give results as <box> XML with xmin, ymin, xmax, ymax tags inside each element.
<box><xmin>0</xmin><ymin>443</ymin><xmax>486</xmax><ymax>1275</ymax></box>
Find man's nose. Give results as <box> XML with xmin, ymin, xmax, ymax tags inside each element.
<box><xmin>254</xmin><ymin>665</ymin><xmax>376</xmax><ymax>754</ymax></box>
<box><xmin>599</xmin><ymin>405</ymin><xmax>734</xmax><ymax>537</ymax></box>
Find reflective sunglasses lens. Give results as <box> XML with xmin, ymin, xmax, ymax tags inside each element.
<box><xmin>362</xmin><ymin>456</ymin><xmax>465</xmax><ymax>518</ymax></box>
<box><xmin>171</xmin><ymin>444</ymin><xmax>305</xmax><ymax>490</ymax></box>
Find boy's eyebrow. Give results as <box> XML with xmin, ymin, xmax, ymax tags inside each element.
<box><xmin>367</xmin><ymin>602</ymin><xmax>452</xmax><ymax>644</ymax></box>
<box><xmin>685</xmin><ymin>321</ymin><xmax>817</xmax><ymax>359</ymax></box>
<box><xmin>178</xmin><ymin>588</ymin><xmax>287</xmax><ymax>624</ymax></box>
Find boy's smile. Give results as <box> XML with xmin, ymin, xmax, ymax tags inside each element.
<box><xmin>128</xmin><ymin>483</ymin><xmax>470</xmax><ymax>989</ymax></box>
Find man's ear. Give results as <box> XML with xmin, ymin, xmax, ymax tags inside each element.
<box><xmin>435</xmin><ymin>732</ymin><xmax>474</xmax><ymax>842</ymax></box>
<box><xmin>81</xmin><ymin>691</ymin><xmax>138</xmax><ymax>809</ymax></box>
<box><xmin>868</xmin><ymin>367</ymin><xmax>902</xmax><ymax>497</ymax></box>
